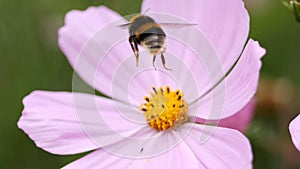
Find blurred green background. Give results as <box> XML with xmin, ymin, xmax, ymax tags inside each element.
<box><xmin>0</xmin><ymin>0</ymin><xmax>300</xmax><ymax>168</ymax></box>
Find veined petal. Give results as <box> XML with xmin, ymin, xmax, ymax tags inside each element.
<box><xmin>59</xmin><ymin>6</ymin><xmax>122</xmax><ymax>68</ymax></box>
<box><xmin>141</xmin><ymin>0</ymin><xmax>250</xmax><ymax>73</ymax></box>
<box><xmin>59</xmin><ymin>6</ymin><xmax>132</xmax><ymax>97</ymax></box>
<box><xmin>179</xmin><ymin>123</ymin><xmax>253</xmax><ymax>169</ymax></box>
<box><xmin>63</xmin><ymin>141</ymin><xmax>199</xmax><ymax>169</ymax></box>
<box><xmin>129</xmin><ymin>141</ymin><xmax>199</xmax><ymax>169</ymax></box>
<box><xmin>17</xmin><ymin>91</ymin><xmax>146</xmax><ymax>155</ymax></box>
<box><xmin>18</xmin><ymin>91</ymin><xmax>98</xmax><ymax>155</ymax></box>
<box><xmin>191</xmin><ymin>39</ymin><xmax>265</xmax><ymax>120</ymax></box>
<box><xmin>101</xmin><ymin>128</ymin><xmax>189</xmax><ymax>158</ymax></box>
<box><xmin>289</xmin><ymin>114</ymin><xmax>300</xmax><ymax>151</ymax></box>
<box><xmin>62</xmin><ymin>149</ymin><xmax>132</xmax><ymax>169</ymax></box>
<box><xmin>222</xmin><ymin>39</ymin><xmax>265</xmax><ymax>118</ymax></box>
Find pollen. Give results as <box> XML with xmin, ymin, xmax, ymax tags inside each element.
<box><xmin>140</xmin><ymin>86</ymin><xmax>189</xmax><ymax>131</ymax></box>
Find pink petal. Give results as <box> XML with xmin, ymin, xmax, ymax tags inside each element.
<box><xmin>129</xmin><ymin>141</ymin><xmax>199</xmax><ymax>168</ymax></box>
<box><xmin>17</xmin><ymin>91</ymin><xmax>146</xmax><ymax>155</ymax></box>
<box><xmin>101</xmin><ymin>129</ymin><xmax>188</xmax><ymax>158</ymax></box>
<box><xmin>195</xmin><ymin>99</ymin><xmax>255</xmax><ymax>132</ymax></box>
<box><xmin>289</xmin><ymin>114</ymin><xmax>300</xmax><ymax>151</ymax></box>
<box><xmin>58</xmin><ymin>6</ymin><xmax>132</xmax><ymax>97</ymax></box>
<box><xmin>59</xmin><ymin>6</ymin><xmax>122</xmax><ymax>68</ymax></box>
<box><xmin>222</xmin><ymin>40</ymin><xmax>264</xmax><ymax>118</ymax></box>
<box><xmin>141</xmin><ymin>0</ymin><xmax>250</xmax><ymax>73</ymax></box>
<box><xmin>63</xmin><ymin>142</ymin><xmax>199</xmax><ymax>169</ymax></box>
<box><xmin>18</xmin><ymin>91</ymin><xmax>97</xmax><ymax>155</ymax></box>
<box><xmin>191</xmin><ymin>39</ymin><xmax>265</xmax><ymax>120</ymax></box>
<box><xmin>62</xmin><ymin>149</ymin><xmax>132</xmax><ymax>169</ymax></box>
<box><xmin>179</xmin><ymin>123</ymin><xmax>253</xmax><ymax>168</ymax></box>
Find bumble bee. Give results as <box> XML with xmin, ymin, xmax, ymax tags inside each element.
<box><xmin>120</xmin><ymin>14</ymin><xmax>195</xmax><ymax>70</ymax></box>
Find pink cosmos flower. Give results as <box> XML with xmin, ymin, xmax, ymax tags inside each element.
<box><xmin>18</xmin><ymin>0</ymin><xmax>266</xmax><ymax>168</ymax></box>
<box><xmin>289</xmin><ymin>114</ymin><xmax>300</xmax><ymax>151</ymax></box>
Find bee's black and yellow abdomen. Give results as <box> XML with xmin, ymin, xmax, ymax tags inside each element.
<box><xmin>136</xmin><ymin>26</ymin><xmax>165</xmax><ymax>44</ymax></box>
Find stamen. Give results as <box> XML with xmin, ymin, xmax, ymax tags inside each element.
<box><xmin>152</xmin><ymin>86</ymin><xmax>157</xmax><ymax>93</ymax></box>
<box><xmin>140</xmin><ymin>86</ymin><xmax>189</xmax><ymax>131</ymax></box>
<box><xmin>166</xmin><ymin>87</ymin><xmax>170</xmax><ymax>93</ymax></box>
<box><xmin>177</xmin><ymin>96</ymin><xmax>181</xmax><ymax>101</ymax></box>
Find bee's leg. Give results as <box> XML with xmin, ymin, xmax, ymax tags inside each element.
<box><xmin>129</xmin><ymin>36</ymin><xmax>139</xmax><ymax>66</ymax></box>
<box><xmin>152</xmin><ymin>55</ymin><xmax>157</xmax><ymax>70</ymax></box>
<box><xmin>133</xmin><ymin>39</ymin><xmax>139</xmax><ymax>66</ymax></box>
<box><xmin>161</xmin><ymin>53</ymin><xmax>172</xmax><ymax>71</ymax></box>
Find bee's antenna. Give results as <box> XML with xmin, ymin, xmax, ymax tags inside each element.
<box><xmin>143</xmin><ymin>8</ymin><xmax>151</xmax><ymax>15</ymax></box>
<box><xmin>120</xmin><ymin>8</ymin><xmax>130</xmax><ymax>16</ymax></box>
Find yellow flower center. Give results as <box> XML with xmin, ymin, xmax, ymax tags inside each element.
<box><xmin>140</xmin><ymin>86</ymin><xmax>189</xmax><ymax>131</ymax></box>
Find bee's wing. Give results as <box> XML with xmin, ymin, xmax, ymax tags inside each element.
<box><xmin>159</xmin><ymin>23</ymin><xmax>197</xmax><ymax>29</ymax></box>
<box><xmin>118</xmin><ymin>23</ymin><xmax>131</xmax><ymax>29</ymax></box>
